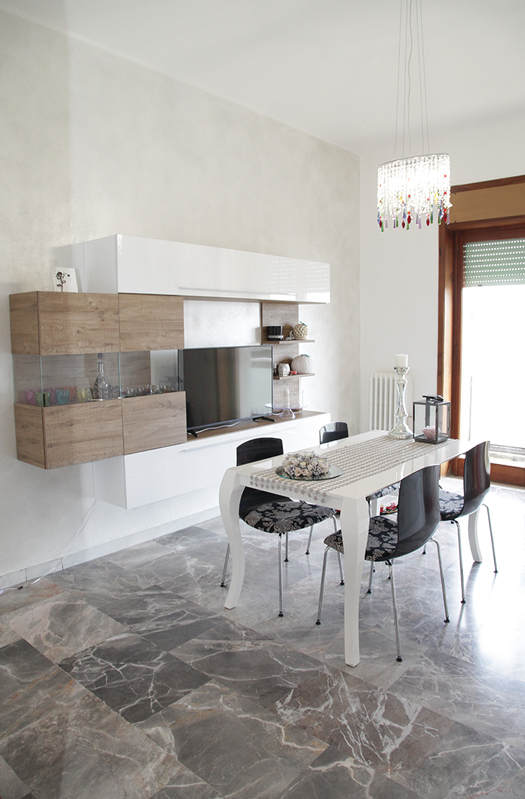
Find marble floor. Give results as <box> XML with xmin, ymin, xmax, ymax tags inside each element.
<box><xmin>1</xmin><ymin>477</ymin><xmax>525</xmax><ymax>799</ymax></box>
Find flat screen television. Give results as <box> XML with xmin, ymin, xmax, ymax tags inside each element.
<box><xmin>181</xmin><ymin>345</ymin><xmax>274</xmax><ymax>433</ymax></box>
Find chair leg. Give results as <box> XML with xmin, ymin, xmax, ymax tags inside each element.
<box><xmin>305</xmin><ymin>524</ymin><xmax>314</xmax><ymax>555</ymax></box>
<box><xmin>316</xmin><ymin>546</ymin><xmax>331</xmax><ymax>624</ymax></box>
<box><xmin>278</xmin><ymin>534</ymin><xmax>284</xmax><ymax>617</ymax></box>
<box><xmin>284</xmin><ymin>530</ymin><xmax>289</xmax><ymax>562</ymax></box>
<box><xmin>388</xmin><ymin>560</ymin><xmax>403</xmax><ymax>662</ymax></box>
<box><xmin>366</xmin><ymin>560</ymin><xmax>374</xmax><ymax>593</ymax></box>
<box><xmin>337</xmin><ymin>551</ymin><xmax>345</xmax><ymax>585</ymax></box>
<box><xmin>428</xmin><ymin>538</ymin><xmax>450</xmax><ymax>623</ymax></box>
<box><xmin>454</xmin><ymin>519</ymin><xmax>466</xmax><ymax>603</ymax></box>
<box><xmin>220</xmin><ymin>543</ymin><xmax>230</xmax><ymax>587</ymax></box>
<box><xmin>483</xmin><ymin>503</ymin><xmax>498</xmax><ymax>573</ymax></box>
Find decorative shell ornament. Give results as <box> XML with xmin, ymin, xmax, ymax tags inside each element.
<box><xmin>291</xmin><ymin>354</ymin><xmax>313</xmax><ymax>374</ymax></box>
<box><xmin>292</xmin><ymin>322</ymin><xmax>308</xmax><ymax>340</ymax></box>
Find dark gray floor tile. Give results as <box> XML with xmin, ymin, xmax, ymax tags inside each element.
<box><xmin>173</xmin><ymin>617</ymin><xmax>327</xmax><ymax>707</ymax></box>
<box><xmin>60</xmin><ymin>633</ymin><xmax>210</xmax><ymax>723</ymax></box>
<box><xmin>0</xmin><ymin>689</ymin><xmax>178</xmax><ymax>799</ymax></box>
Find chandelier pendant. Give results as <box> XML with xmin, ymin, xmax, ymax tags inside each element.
<box><xmin>377</xmin><ymin>153</ymin><xmax>451</xmax><ymax>231</ymax></box>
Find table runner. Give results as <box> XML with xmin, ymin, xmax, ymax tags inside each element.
<box><xmin>249</xmin><ymin>435</ymin><xmax>452</xmax><ymax>504</ymax></box>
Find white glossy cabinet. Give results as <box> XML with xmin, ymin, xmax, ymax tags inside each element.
<box><xmin>93</xmin><ymin>411</ymin><xmax>330</xmax><ymax>508</ymax></box>
<box><xmin>60</xmin><ymin>234</ymin><xmax>330</xmax><ymax>304</ymax></box>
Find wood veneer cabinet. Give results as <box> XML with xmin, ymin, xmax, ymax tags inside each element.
<box><xmin>10</xmin><ymin>291</ymin><xmax>186</xmax><ymax>468</ymax></box>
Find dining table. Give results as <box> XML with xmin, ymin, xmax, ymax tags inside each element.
<box><xmin>219</xmin><ymin>429</ymin><xmax>478</xmax><ymax>666</ymax></box>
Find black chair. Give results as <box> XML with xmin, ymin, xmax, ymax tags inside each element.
<box><xmin>316</xmin><ymin>465</ymin><xmax>449</xmax><ymax>661</ymax></box>
<box><xmin>221</xmin><ymin>437</ymin><xmax>338</xmax><ymax>616</ymax></box>
<box><xmin>439</xmin><ymin>440</ymin><xmax>497</xmax><ymax>603</ymax></box>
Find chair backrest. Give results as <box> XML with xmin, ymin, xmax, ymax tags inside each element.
<box><xmin>462</xmin><ymin>441</ymin><xmax>491</xmax><ymax>517</ymax></box>
<box><xmin>236</xmin><ymin>437</ymin><xmax>283</xmax><ymax>466</ymax></box>
<box><xmin>236</xmin><ymin>438</ymin><xmax>285</xmax><ymax>517</ymax></box>
<box><xmin>392</xmin><ymin>465</ymin><xmax>441</xmax><ymax>558</ymax></box>
<box><xmin>319</xmin><ymin>422</ymin><xmax>349</xmax><ymax>445</ymax></box>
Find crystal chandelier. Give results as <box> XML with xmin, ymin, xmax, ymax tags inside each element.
<box><xmin>377</xmin><ymin>1</ymin><xmax>451</xmax><ymax>231</ymax></box>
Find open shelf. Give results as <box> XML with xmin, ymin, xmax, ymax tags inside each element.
<box><xmin>273</xmin><ymin>372</ymin><xmax>315</xmax><ymax>381</ymax></box>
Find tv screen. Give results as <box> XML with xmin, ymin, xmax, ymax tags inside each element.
<box><xmin>181</xmin><ymin>345</ymin><xmax>274</xmax><ymax>432</ymax></box>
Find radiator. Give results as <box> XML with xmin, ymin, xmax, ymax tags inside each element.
<box><xmin>369</xmin><ymin>372</ymin><xmax>412</xmax><ymax>431</ymax></box>
<box><xmin>369</xmin><ymin>373</ymin><xmax>395</xmax><ymax>431</ymax></box>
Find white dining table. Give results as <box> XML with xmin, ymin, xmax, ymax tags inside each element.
<box><xmin>219</xmin><ymin>429</ymin><xmax>478</xmax><ymax>666</ymax></box>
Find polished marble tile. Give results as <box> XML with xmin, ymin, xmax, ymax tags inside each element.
<box><xmin>4</xmin><ymin>591</ymin><xmax>129</xmax><ymax>663</ymax></box>
<box><xmin>139</xmin><ymin>680</ymin><xmax>327</xmax><ymax>798</ymax></box>
<box><xmin>95</xmin><ymin>585</ymin><xmax>224</xmax><ymax>651</ymax></box>
<box><xmin>172</xmin><ymin>616</ymin><xmax>328</xmax><ymax>708</ymax></box>
<box><xmin>0</xmin><ymin>688</ymin><xmax>178</xmax><ymax>799</ymax></box>
<box><xmin>59</xmin><ymin>633</ymin><xmax>210</xmax><ymax>724</ymax></box>
<box><xmin>0</xmin><ymin>753</ymin><xmax>34</xmax><ymax>799</ymax></box>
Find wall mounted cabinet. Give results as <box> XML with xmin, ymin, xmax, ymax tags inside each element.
<box><xmin>10</xmin><ymin>291</ymin><xmax>186</xmax><ymax>469</ymax></box>
<box><xmin>59</xmin><ymin>234</ymin><xmax>330</xmax><ymax>304</ymax></box>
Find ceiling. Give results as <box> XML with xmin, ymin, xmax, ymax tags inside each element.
<box><xmin>2</xmin><ymin>0</ymin><xmax>525</xmax><ymax>156</ymax></box>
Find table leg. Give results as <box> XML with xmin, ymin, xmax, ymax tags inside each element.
<box><xmin>340</xmin><ymin>496</ymin><xmax>371</xmax><ymax>667</ymax></box>
<box><xmin>219</xmin><ymin>468</ymin><xmax>245</xmax><ymax>609</ymax></box>
<box><xmin>468</xmin><ymin>508</ymin><xmax>482</xmax><ymax>563</ymax></box>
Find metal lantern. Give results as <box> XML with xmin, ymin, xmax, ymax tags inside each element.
<box><xmin>413</xmin><ymin>395</ymin><xmax>451</xmax><ymax>444</ymax></box>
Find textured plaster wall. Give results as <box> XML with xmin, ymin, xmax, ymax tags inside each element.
<box><xmin>0</xmin><ymin>10</ymin><xmax>360</xmax><ymax>584</ymax></box>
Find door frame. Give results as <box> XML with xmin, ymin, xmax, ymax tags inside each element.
<box><xmin>438</xmin><ymin>175</ymin><xmax>525</xmax><ymax>485</ymax></box>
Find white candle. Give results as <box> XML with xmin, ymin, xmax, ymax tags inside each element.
<box><xmin>395</xmin><ymin>354</ymin><xmax>408</xmax><ymax>368</ymax></box>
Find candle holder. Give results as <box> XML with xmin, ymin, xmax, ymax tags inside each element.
<box><xmin>388</xmin><ymin>366</ymin><xmax>412</xmax><ymax>439</ymax></box>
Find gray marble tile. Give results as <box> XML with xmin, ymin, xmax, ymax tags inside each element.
<box><xmin>96</xmin><ymin>585</ymin><xmax>223</xmax><ymax>651</ymax></box>
<box><xmin>0</xmin><ymin>689</ymin><xmax>179</xmax><ymax>799</ymax></box>
<box><xmin>389</xmin><ymin>647</ymin><xmax>525</xmax><ymax>748</ymax></box>
<box><xmin>0</xmin><ymin>638</ymin><xmax>77</xmax><ymax>740</ymax></box>
<box><xmin>4</xmin><ymin>591</ymin><xmax>129</xmax><ymax>663</ymax></box>
<box><xmin>0</xmin><ymin>578</ymin><xmax>64</xmax><ymax>616</ymax></box>
<box><xmin>391</xmin><ymin>720</ymin><xmax>525</xmax><ymax>799</ymax></box>
<box><xmin>0</xmin><ymin>754</ymin><xmax>34</xmax><ymax>799</ymax></box>
<box><xmin>172</xmin><ymin>617</ymin><xmax>327</xmax><ymax>708</ymax></box>
<box><xmin>139</xmin><ymin>680</ymin><xmax>326</xmax><ymax>799</ymax></box>
<box><xmin>60</xmin><ymin>633</ymin><xmax>210</xmax><ymax>723</ymax></box>
<box><xmin>280</xmin><ymin>746</ymin><xmax>420</xmax><ymax>799</ymax></box>
<box><xmin>53</xmin><ymin>555</ymin><xmax>145</xmax><ymax>607</ymax></box>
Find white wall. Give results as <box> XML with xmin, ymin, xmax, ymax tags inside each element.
<box><xmin>0</xmin><ymin>10</ymin><xmax>360</xmax><ymax>586</ymax></box>
<box><xmin>359</xmin><ymin>111</ymin><xmax>525</xmax><ymax>431</ymax></box>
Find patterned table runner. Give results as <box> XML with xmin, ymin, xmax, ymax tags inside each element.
<box><xmin>249</xmin><ymin>435</ymin><xmax>452</xmax><ymax>504</ymax></box>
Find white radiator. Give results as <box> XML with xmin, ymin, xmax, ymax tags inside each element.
<box><xmin>369</xmin><ymin>373</ymin><xmax>396</xmax><ymax>431</ymax></box>
<box><xmin>369</xmin><ymin>372</ymin><xmax>413</xmax><ymax>431</ymax></box>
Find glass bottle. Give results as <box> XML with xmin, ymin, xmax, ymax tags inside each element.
<box><xmin>93</xmin><ymin>353</ymin><xmax>109</xmax><ymax>400</ymax></box>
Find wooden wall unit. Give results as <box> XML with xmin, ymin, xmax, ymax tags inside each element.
<box><xmin>10</xmin><ymin>292</ymin><xmax>120</xmax><ymax>355</ymax></box>
<box><xmin>261</xmin><ymin>301</ymin><xmax>314</xmax><ymax>410</ymax></box>
<box><xmin>118</xmin><ymin>293</ymin><xmax>184</xmax><ymax>351</ymax></box>
<box><xmin>10</xmin><ymin>291</ymin><xmax>187</xmax><ymax>469</ymax></box>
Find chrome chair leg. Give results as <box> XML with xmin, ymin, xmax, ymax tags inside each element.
<box><xmin>388</xmin><ymin>560</ymin><xmax>403</xmax><ymax>662</ymax></box>
<box><xmin>366</xmin><ymin>560</ymin><xmax>374</xmax><ymax>593</ymax></box>
<box><xmin>305</xmin><ymin>524</ymin><xmax>314</xmax><ymax>555</ymax></box>
<box><xmin>337</xmin><ymin>551</ymin><xmax>344</xmax><ymax>585</ymax></box>
<box><xmin>220</xmin><ymin>543</ymin><xmax>230</xmax><ymax>587</ymax></box>
<box><xmin>316</xmin><ymin>546</ymin><xmax>330</xmax><ymax>624</ymax></box>
<box><xmin>278</xmin><ymin>534</ymin><xmax>284</xmax><ymax>617</ymax></box>
<box><xmin>428</xmin><ymin>537</ymin><xmax>450</xmax><ymax>623</ymax></box>
<box><xmin>454</xmin><ymin>519</ymin><xmax>466</xmax><ymax>603</ymax></box>
<box><xmin>483</xmin><ymin>503</ymin><xmax>498</xmax><ymax>573</ymax></box>
<box><xmin>284</xmin><ymin>530</ymin><xmax>289</xmax><ymax>562</ymax></box>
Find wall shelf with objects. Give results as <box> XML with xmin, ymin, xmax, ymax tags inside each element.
<box><xmin>261</xmin><ymin>301</ymin><xmax>316</xmax><ymax>411</ymax></box>
<box><xmin>9</xmin><ymin>291</ymin><xmax>186</xmax><ymax>469</ymax></box>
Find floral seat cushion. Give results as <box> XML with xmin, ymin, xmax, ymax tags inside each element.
<box><xmin>439</xmin><ymin>489</ymin><xmax>464</xmax><ymax>521</ymax></box>
<box><xmin>323</xmin><ymin>515</ymin><xmax>398</xmax><ymax>561</ymax></box>
<box><xmin>243</xmin><ymin>500</ymin><xmax>335</xmax><ymax>535</ymax></box>
<box><xmin>366</xmin><ymin>483</ymin><xmax>400</xmax><ymax>502</ymax></box>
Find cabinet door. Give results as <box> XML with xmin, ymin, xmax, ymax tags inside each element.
<box><xmin>43</xmin><ymin>400</ymin><xmax>124</xmax><ymax>468</ymax></box>
<box><xmin>121</xmin><ymin>392</ymin><xmax>187</xmax><ymax>454</ymax></box>
<box><xmin>118</xmin><ymin>294</ymin><xmax>184</xmax><ymax>351</ymax></box>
